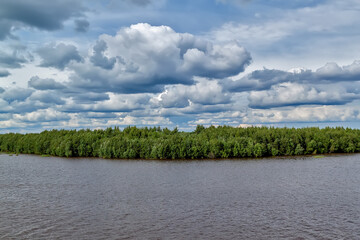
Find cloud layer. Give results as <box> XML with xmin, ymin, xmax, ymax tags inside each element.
<box><xmin>1</xmin><ymin>0</ymin><xmax>360</xmax><ymax>132</ymax></box>
<box><xmin>1</xmin><ymin>21</ymin><xmax>360</xmax><ymax>131</ymax></box>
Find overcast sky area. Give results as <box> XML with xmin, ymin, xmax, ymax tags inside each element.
<box><xmin>1</xmin><ymin>0</ymin><xmax>360</xmax><ymax>133</ymax></box>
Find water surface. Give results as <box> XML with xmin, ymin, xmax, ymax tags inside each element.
<box><xmin>1</xmin><ymin>154</ymin><xmax>360</xmax><ymax>239</ymax></box>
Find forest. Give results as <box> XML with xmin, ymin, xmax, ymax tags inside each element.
<box><xmin>0</xmin><ymin>125</ymin><xmax>360</xmax><ymax>159</ymax></box>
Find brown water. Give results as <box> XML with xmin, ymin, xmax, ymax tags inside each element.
<box><xmin>1</xmin><ymin>154</ymin><xmax>360</xmax><ymax>239</ymax></box>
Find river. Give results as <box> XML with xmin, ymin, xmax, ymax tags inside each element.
<box><xmin>1</xmin><ymin>154</ymin><xmax>360</xmax><ymax>239</ymax></box>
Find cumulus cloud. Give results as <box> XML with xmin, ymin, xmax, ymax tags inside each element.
<box><xmin>316</xmin><ymin>61</ymin><xmax>360</xmax><ymax>81</ymax></box>
<box><xmin>0</xmin><ymin>50</ymin><xmax>27</xmax><ymax>68</ymax></box>
<box><xmin>153</xmin><ymin>79</ymin><xmax>231</xmax><ymax>108</ymax></box>
<box><xmin>0</xmin><ymin>92</ymin><xmax>65</xmax><ymax>114</ymax></box>
<box><xmin>37</xmin><ymin>43</ymin><xmax>82</xmax><ymax>70</ymax></box>
<box><xmin>28</xmin><ymin>76</ymin><xmax>66</xmax><ymax>90</ymax></box>
<box><xmin>248</xmin><ymin>82</ymin><xmax>358</xmax><ymax>109</ymax></box>
<box><xmin>222</xmin><ymin>68</ymin><xmax>306</xmax><ymax>92</ymax></box>
<box><xmin>0</xmin><ymin>87</ymin><xmax>34</xmax><ymax>103</ymax></box>
<box><xmin>90</xmin><ymin>40</ymin><xmax>116</xmax><ymax>69</ymax></box>
<box><xmin>74</xmin><ymin>19</ymin><xmax>90</xmax><ymax>33</ymax></box>
<box><xmin>0</xmin><ymin>0</ymin><xmax>85</xmax><ymax>40</ymax></box>
<box><xmin>106</xmin><ymin>115</ymin><xmax>172</xmax><ymax>126</ymax></box>
<box><xmin>69</xmin><ymin>23</ymin><xmax>251</xmax><ymax>94</ymax></box>
<box><xmin>0</xmin><ymin>85</ymin><xmax>70</xmax><ymax>114</ymax></box>
<box><xmin>180</xmin><ymin>41</ymin><xmax>251</xmax><ymax>78</ymax></box>
<box><xmin>0</xmin><ymin>98</ymin><xmax>11</xmax><ymax>113</ymax></box>
<box><xmin>13</xmin><ymin>109</ymin><xmax>70</xmax><ymax>123</ymax></box>
<box><xmin>29</xmin><ymin>91</ymin><xmax>66</xmax><ymax>105</ymax></box>
<box><xmin>243</xmin><ymin>105</ymin><xmax>360</xmax><ymax>124</ymax></box>
<box><xmin>223</xmin><ymin>60</ymin><xmax>360</xmax><ymax>94</ymax></box>
<box><xmin>62</xmin><ymin>93</ymin><xmax>150</xmax><ymax>113</ymax></box>
<box><xmin>70</xmin><ymin>92</ymin><xmax>110</xmax><ymax>104</ymax></box>
<box><xmin>181</xmin><ymin>103</ymin><xmax>235</xmax><ymax>115</ymax></box>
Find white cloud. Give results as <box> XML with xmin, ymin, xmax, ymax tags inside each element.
<box><xmin>62</xmin><ymin>93</ymin><xmax>150</xmax><ymax>112</ymax></box>
<box><xmin>0</xmin><ymin>119</ymin><xmax>26</xmax><ymax>129</ymax></box>
<box><xmin>13</xmin><ymin>109</ymin><xmax>70</xmax><ymax>122</ymax></box>
<box><xmin>248</xmin><ymin>82</ymin><xmax>357</xmax><ymax>108</ymax></box>
<box><xmin>107</xmin><ymin>116</ymin><xmax>171</xmax><ymax>126</ymax></box>
<box><xmin>68</xmin><ymin>23</ymin><xmax>251</xmax><ymax>93</ymax></box>
<box><xmin>209</xmin><ymin>0</ymin><xmax>360</xmax><ymax>70</ymax></box>
<box><xmin>316</xmin><ymin>61</ymin><xmax>360</xmax><ymax>80</ymax></box>
<box><xmin>152</xmin><ymin>79</ymin><xmax>231</xmax><ymax>108</ymax></box>
<box><xmin>0</xmin><ymin>87</ymin><xmax>34</xmax><ymax>103</ymax></box>
<box><xmin>180</xmin><ymin>41</ymin><xmax>251</xmax><ymax>78</ymax></box>
<box><xmin>243</xmin><ymin>105</ymin><xmax>360</xmax><ymax>123</ymax></box>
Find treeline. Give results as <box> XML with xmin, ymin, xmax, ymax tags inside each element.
<box><xmin>0</xmin><ymin>126</ymin><xmax>360</xmax><ymax>159</ymax></box>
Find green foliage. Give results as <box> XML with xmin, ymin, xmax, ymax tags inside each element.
<box><xmin>295</xmin><ymin>143</ymin><xmax>304</xmax><ymax>155</ymax></box>
<box><xmin>0</xmin><ymin>126</ymin><xmax>359</xmax><ymax>159</ymax></box>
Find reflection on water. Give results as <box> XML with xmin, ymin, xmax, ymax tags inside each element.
<box><xmin>1</xmin><ymin>154</ymin><xmax>360</xmax><ymax>239</ymax></box>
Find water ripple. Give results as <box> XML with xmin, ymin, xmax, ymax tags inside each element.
<box><xmin>1</xmin><ymin>154</ymin><xmax>360</xmax><ymax>239</ymax></box>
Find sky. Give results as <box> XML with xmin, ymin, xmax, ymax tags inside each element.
<box><xmin>1</xmin><ymin>0</ymin><xmax>360</xmax><ymax>133</ymax></box>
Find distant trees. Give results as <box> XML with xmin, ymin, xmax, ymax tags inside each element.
<box><xmin>0</xmin><ymin>126</ymin><xmax>360</xmax><ymax>159</ymax></box>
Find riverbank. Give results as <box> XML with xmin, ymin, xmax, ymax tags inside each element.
<box><xmin>2</xmin><ymin>151</ymin><xmax>359</xmax><ymax>162</ymax></box>
<box><xmin>1</xmin><ymin>126</ymin><xmax>359</xmax><ymax>160</ymax></box>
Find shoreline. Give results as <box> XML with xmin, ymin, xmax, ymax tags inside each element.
<box><xmin>2</xmin><ymin>151</ymin><xmax>359</xmax><ymax>162</ymax></box>
<box><xmin>1</xmin><ymin>126</ymin><xmax>360</xmax><ymax>160</ymax></box>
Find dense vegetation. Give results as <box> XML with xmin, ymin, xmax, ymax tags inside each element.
<box><xmin>1</xmin><ymin>126</ymin><xmax>360</xmax><ymax>159</ymax></box>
